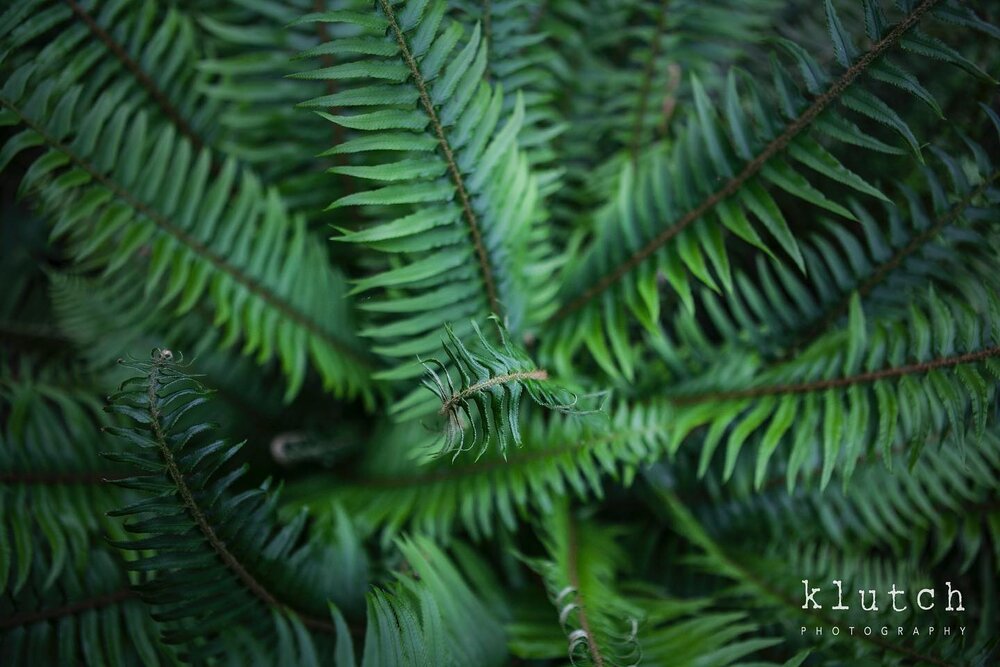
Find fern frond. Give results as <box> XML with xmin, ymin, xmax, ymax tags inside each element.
<box><xmin>527</xmin><ymin>506</ymin><xmax>643</xmax><ymax>667</ymax></box>
<box><xmin>0</xmin><ymin>548</ymin><xmax>176</xmax><ymax>665</ymax></box>
<box><xmin>328</xmin><ymin>536</ymin><xmax>507</xmax><ymax>667</ymax></box>
<box><xmin>104</xmin><ymin>350</ymin><xmax>347</xmax><ymax>662</ymax></box>
<box><xmin>0</xmin><ymin>74</ymin><xmax>372</xmax><ymax>402</ymax></box>
<box><xmin>691</xmin><ymin>425</ymin><xmax>1000</xmax><ymax>571</ymax></box>
<box><xmin>544</xmin><ymin>0</ymin><xmax>997</xmax><ymax>381</ymax></box>
<box><xmin>664</xmin><ymin>288</ymin><xmax>1000</xmax><ymax>489</ymax></box>
<box><xmin>658</xmin><ymin>485</ymin><xmax>997</xmax><ymax>665</ymax></box>
<box><xmin>652</xmin><ymin>120</ymin><xmax>1000</xmax><ymax>375</ymax></box>
<box><xmin>421</xmin><ymin>320</ymin><xmax>591</xmax><ymax>458</ymax></box>
<box><xmin>0</xmin><ymin>361</ymin><xmax>129</xmax><ymax>595</ymax></box>
<box><xmin>294</xmin><ymin>0</ymin><xmax>556</xmax><ymax>378</ymax></box>
<box><xmin>285</xmin><ymin>401</ymin><xmax>669</xmax><ymax>540</ymax></box>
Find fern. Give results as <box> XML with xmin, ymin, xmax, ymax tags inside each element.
<box><xmin>2</xmin><ymin>0</ymin><xmax>999</xmax><ymax>665</ymax></box>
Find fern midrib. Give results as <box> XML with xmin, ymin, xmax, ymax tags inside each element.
<box><xmin>378</xmin><ymin>0</ymin><xmax>503</xmax><ymax>317</ymax></box>
<box><xmin>0</xmin><ymin>97</ymin><xmax>371</xmax><ymax>369</ymax></box>
<box><xmin>64</xmin><ymin>0</ymin><xmax>206</xmax><ymax>155</ymax></box>
<box><xmin>439</xmin><ymin>369</ymin><xmax>549</xmax><ymax>415</ymax></box>
<box><xmin>788</xmin><ymin>168</ymin><xmax>1000</xmax><ymax>354</ymax></box>
<box><xmin>549</xmin><ymin>0</ymin><xmax>942</xmax><ymax>324</ymax></box>
<box><xmin>566</xmin><ymin>516</ymin><xmax>606</xmax><ymax>667</ymax></box>
<box><xmin>0</xmin><ymin>587</ymin><xmax>136</xmax><ymax>630</ymax></box>
<box><xmin>670</xmin><ymin>345</ymin><xmax>1000</xmax><ymax>404</ymax></box>
<box><xmin>145</xmin><ymin>354</ymin><xmax>336</xmax><ymax>634</ymax></box>
<box><xmin>629</xmin><ymin>0</ymin><xmax>670</xmax><ymax>165</ymax></box>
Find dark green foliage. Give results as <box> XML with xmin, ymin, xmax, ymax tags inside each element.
<box><xmin>1</xmin><ymin>0</ymin><xmax>999</xmax><ymax>665</ymax></box>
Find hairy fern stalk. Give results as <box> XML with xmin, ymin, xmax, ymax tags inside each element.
<box><xmin>1</xmin><ymin>0</ymin><xmax>999</xmax><ymax>665</ymax></box>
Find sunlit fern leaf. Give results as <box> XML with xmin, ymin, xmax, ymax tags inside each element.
<box><xmin>327</xmin><ymin>536</ymin><xmax>507</xmax><ymax>667</ymax></box>
<box><xmin>0</xmin><ymin>71</ymin><xmax>372</xmax><ymax>403</ymax></box>
<box><xmin>284</xmin><ymin>401</ymin><xmax>670</xmax><ymax>541</ymax></box>
<box><xmin>543</xmin><ymin>0</ymin><xmax>999</xmax><ymax>382</ymax></box>
<box><xmin>292</xmin><ymin>0</ymin><xmax>557</xmax><ymax>380</ymax></box>
<box><xmin>103</xmin><ymin>350</ymin><xmax>350</xmax><ymax>663</ymax></box>
<box><xmin>421</xmin><ymin>320</ymin><xmax>598</xmax><ymax>459</ymax></box>
<box><xmin>662</xmin><ymin>288</ymin><xmax>1000</xmax><ymax>490</ymax></box>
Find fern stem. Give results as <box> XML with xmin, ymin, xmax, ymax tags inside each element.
<box><xmin>549</xmin><ymin>0</ymin><xmax>942</xmax><ymax>324</ymax></box>
<box><xmin>0</xmin><ymin>588</ymin><xmax>135</xmax><ymax>630</ymax></box>
<box><xmin>64</xmin><ymin>0</ymin><xmax>206</xmax><ymax>154</ymax></box>
<box><xmin>0</xmin><ymin>97</ymin><xmax>371</xmax><ymax>369</ymax></box>
<box><xmin>378</xmin><ymin>0</ymin><xmax>503</xmax><ymax>317</ymax></box>
<box><xmin>671</xmin><ymin>345</ymin><xmax>1000</xmax><ymax>404</ymax></box>
<box><xmin>629</xmin><ymin>0</ymin><xmax>670</xmax><ymax>166</ymax></box>
<box><xmin>566</xmin><ymin>516</ymin><xmax>605</xmax><ymax>667</ymax></box>
<box><xmin>439</xmin><ymin>369</ymin><xmax>548</xmax><ymax>415</ymax></box>
<box><xmin>788</xmin><ymin>169</ymin><xmax>1000</xmax><ymax>353</ymax></box>
<box><xmin>144</xmin><ymin>354</ymin><xmax>336</xmax><ymax>634</ymax></box>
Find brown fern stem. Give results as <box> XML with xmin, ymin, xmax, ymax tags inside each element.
<box><xmin>0</xmin><ymin>588</ymin><xmax>136</xmax><ymax>630</ymax></box>
<box><xmin>145</xmin><ymin>355</ymin><xmax>335</xmax><ymax>634</ymax></box>
<box><xmin>439</xmin><ymin>369</ymin><xmax>548</xmax><ymax>415</ymax></box>
<box><xmin>548</xmin><ymin>0</ymin><xmax>942</xmax><ymax>324</ymax></box>
<box><xmin>629</xmin><ymin>0</ymin><xmax>670</xmax><ymax>165</ymax></box>
<box><xmin>378</xmin><ymin>0</ymin><xmax>503</xmax><ymax>317</ymax></box>
<box><xmin>64</xmin><ymin>0</ymin><xmax>205</xmax><ymax>153</ymax></box>
<box><xmin>671</xmin><ymin>345</ymin><xmax>1000</xmax><ymax>405</ymax></box>
<box><xmin>0</xmin><ymin>97</ymin><xmax>370</xmax><ymax>369</ymax></box>
<box><xmin>566</xmin><ymin>516</ymin><xmax>605</xmax><ymax>667</ymax></box>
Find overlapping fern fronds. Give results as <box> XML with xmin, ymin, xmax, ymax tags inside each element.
<box><xmin>294</xmin><ymin>0</ymin><xmax>557</xmax><ymax>381</ymax></box>
<box><xmin>544</xmin><ymin>0</ymin><xmax>998</xmax><ymax>383</ymax></box>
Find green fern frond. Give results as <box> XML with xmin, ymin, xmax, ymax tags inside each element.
<box><xmin>0</xmin><ymin>547</ymin><xmax>177</xmax><ymax>665</ymax></box>
<box><xmin>528</xmin><ymin>506</ymin><xmax>643</xmax><ymax>667</ymax></box>
<box><xmin>103</xmin><ymin>350</ymin><xmax>344</xmax><ymax>663</ymax></box>
<box><xmin>656</xmin><ymin>485</ymin><xmax>996</xmax><ymax>666</ymax></box>
<box><xmin>0</xmin><ymin>75</ymin><xmax>372</xmax><ymax>402</ymax></box>
<box><xmin>286</xmin><ymin>401</ymin><xmax>669</xmax><ymax>541</ymax></box>
<box><xmin>0</xmin><ymin>361</ymin><xmax>130</xmax><ymax>596</ymax></box>
<box><xmin>691</xmin><ymin>424</ymin><xmax>1000</xmax><ymax>571</ymax></box>
<box><xmin>543</xmin><ymin>0</ymin><xmax>997</xmax><ymax>381</ymax></box>
<box><xmin>329</xmin><ymin>536</ymin><xmax>507</xmax><ymax>667</ymax></box>
<box><xmin>663</xmin><ymin>287</ymin><xmax>1000</xmax><ymax>489</ymax></box>
<box><xmin>652</xmin><ymin>122</ymin><xmax>1000</xmax><ymax>376</ymax></box>
<box><xmin>293</xmin><ymin>0</ymin><xmax>557</xmax><ymax>379</ymax></box>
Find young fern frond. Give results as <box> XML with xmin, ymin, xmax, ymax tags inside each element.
<box><xmin>421</xmin><ymin>321</ymin><xmax>590</xmax><ymax>459</ymax></box>
<box><xmin>543</xmin><ymin>0</ymin><xmax>998</xmax><ymax>381</ymax></box>
<box><xmin>104</xmin><ymin>350</ymin><xmax>344</xmax><ymax>663</ymax></box>
<box><xmin>293</xmin><ymin>0</ymin><xmax>556</xmax><ymax>379</ymax></box>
